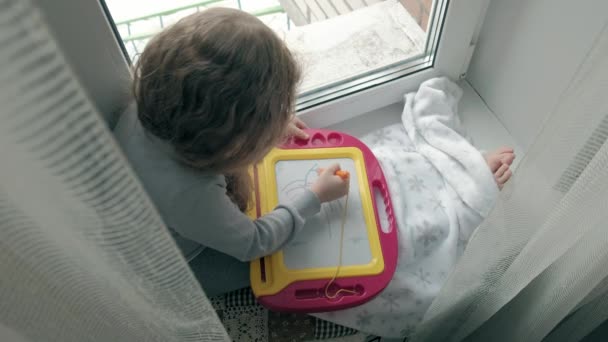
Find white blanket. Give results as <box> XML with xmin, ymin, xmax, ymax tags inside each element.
<box><xmin>313</xmin><ymin>77</ymin><xmax>499</xmax><ymax>338</ymax></box>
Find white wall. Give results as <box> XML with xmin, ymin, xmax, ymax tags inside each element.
<box><xmin>467</xmin><ymin>0</ymin><xmax>608</xmax><ymax>149</ymax></box>
<box><xmin>33</xmin><ymin>0</ymin><xmax>132</xmax><ymax>128</ymax></box>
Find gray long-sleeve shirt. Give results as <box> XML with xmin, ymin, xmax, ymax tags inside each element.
<box><xmin>113</xmin><ymin>106</ymin><xmax>321</xmax><ymax>262</ymax></box>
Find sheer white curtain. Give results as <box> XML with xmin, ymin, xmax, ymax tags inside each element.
<box><xmin>3</xmin><ymin>0</ymin><xmax>608</xmax><ymax>341</ymax></box>
<box><xmin>0</xmin><ymin>0</ymin><xmax>228</xmax><ymax>341</ymax></box>
<box><xmin>412</xmin><ymin>23</ymin><xmax>608</xmax><ymax>342</ymax></box>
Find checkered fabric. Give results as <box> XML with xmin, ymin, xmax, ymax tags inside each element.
<box><xmin>314</xmin><ymin>317</ymin><xmax>358</xmax><ymax>339</ymax></box>
<box><xmin>225</xmin><ymin>287</ymin><xmax>257</xmax><ymax>307</ymax></box>
<box><xmin>211</xmin><ymin>287</ymin><xmax>361</xmax><ymax>341</ymax></box>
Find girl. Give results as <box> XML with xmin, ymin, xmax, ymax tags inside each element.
<box><xmin>114</xmin><ymin>8</ymin><xmax>349</xmax><ymax>296</ymax></box>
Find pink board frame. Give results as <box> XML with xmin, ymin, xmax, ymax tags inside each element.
<box><xmin>254</xmin><ymin>129</ymin><xmax>398</xmax><ymax>312</ymax></box>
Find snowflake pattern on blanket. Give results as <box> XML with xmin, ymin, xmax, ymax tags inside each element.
<box><xmin>313</xmin><ymin>77</ymin><xmax>499</xmax><ymax>338</ymax></box>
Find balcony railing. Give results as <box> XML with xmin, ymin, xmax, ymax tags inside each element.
<box><xmin>113</xmin><ymin>0</ymin><xmax>287</xmax><ymax>57</ymax></box>
<box><xmin>112</xmin><ymin>0</ymin><xmax>402</xmax><ymax>60</ymax></box>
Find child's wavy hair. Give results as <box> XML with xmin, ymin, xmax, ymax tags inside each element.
<box><xmin>133</xmin><ymin>8</ymin><xmax>301</xmax><ymax>211</ymax></box>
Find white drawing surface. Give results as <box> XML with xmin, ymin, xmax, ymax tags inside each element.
<box><xmin>275</xmin><ymin>158</ymin><xmax>373</xmax><ymax>270</ymax></box>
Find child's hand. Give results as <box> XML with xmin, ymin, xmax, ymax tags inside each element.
<box><xmin>286</xmin><ymin>116</ymin><xmax>309</xmax><ymax>140</ymax></box>
<box><xmin>311</xmin><ymin>163</ymin><xmax>350</xmax><ymax>203</ymax></box>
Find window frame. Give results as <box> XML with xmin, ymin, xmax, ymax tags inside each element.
<box><xmin>34</xmin><ymin>0</ymin><xmax>490</xmax><ymax>128</ymax></box>
<box><xmin>298</xmin><ymin>0</ymin><xmax>491</xmax><ymax>128</ymax></box>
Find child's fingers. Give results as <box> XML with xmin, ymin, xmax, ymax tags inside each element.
<box><xmin>495</xmin><ymin>163</ymin><xmax>509</xmax><ymax>178</ymax></box>
<box><xmin>502</xmin><ymin>153</ymin><xmax>516</xmax><ymax>166</ymax></box>
<box><xmin>293</xmin><ymin>117</ymin><xmax>309</xmax><ymax>129</ymax></box>
<box><xmin>335</xmin><ymin>170</ymin><xmax>350</xmax><ymax>180</ymax></box>
<box><xmin>487</xmin><ymin>157</ymin><xmax>502</xmax><ymax>173</ymax></box>
<box><xmin>497</xmin><ymin>169</ymin><xmax>512</xmax><ymax>184</ymax></box>
<box><xmin>289</xmin><ymin>124</ymin><xmax>309</xmax><ymax>139</ymax></box>
<box><xmin>326</xmin><ymin>163</ymin><xmax>341</xmax><ymax>174</ymax></box>
<box><xmin>317</xmin><ymin>165</ymin><xmax>349</xmax><ymax>181</ymax></box>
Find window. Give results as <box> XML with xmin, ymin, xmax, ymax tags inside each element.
<box><xmin>39</xmin><ymin>0</ymin><xmax>484</xmax><ymax>126</ymax></box>
<box><xmin>103</xmin><ymin>0</ymin><xmax>447</xmax><ymax>110</ymax></box>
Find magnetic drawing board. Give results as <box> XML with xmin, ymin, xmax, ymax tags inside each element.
<box><xmin>275</xmin><ymin>158</ymin><xmax>373</xmax><ymax>270</ymax></box>
<box><xmin>250</xmin><ymin>129</ymin><xmax>399</xmax><ymax>313</ymax></box>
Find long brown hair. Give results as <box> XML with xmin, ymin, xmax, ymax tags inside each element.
<box><xmin>133</xmin><ymin>8</ymin><xmax>301</xmax><ymax>211</ymax></box>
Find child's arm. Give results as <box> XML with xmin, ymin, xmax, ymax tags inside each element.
<box><xmin>170</xmin><ymin>178</ymin><xmax>320</xmax><ymax>262</ymax></box>
<box><xmin>170</xmin><ymin>165</ymin><xmax>348</xmax><ymax>262</ymax></box>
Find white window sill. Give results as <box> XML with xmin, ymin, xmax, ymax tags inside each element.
<box><xmin>323</xmin><ymin>80</ymin><xmax>524</xmax><ymax>169</ymax></box>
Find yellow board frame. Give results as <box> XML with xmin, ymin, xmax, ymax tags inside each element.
<box><xmin>249</xmin><ymin>147</ymin><xmax>385</xmax><ymax>296</ymax></box>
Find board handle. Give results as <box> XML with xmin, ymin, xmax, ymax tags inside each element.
<box><xmin>372</xmin><ymin>179</ymin><xmax>395</xmax><ymax>234</ymax></box>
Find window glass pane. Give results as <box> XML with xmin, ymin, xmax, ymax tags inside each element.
<box><xmin>103</xmin><ymin>0</ymin><xmax>445</xmax><ymax>107</ymax></box>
